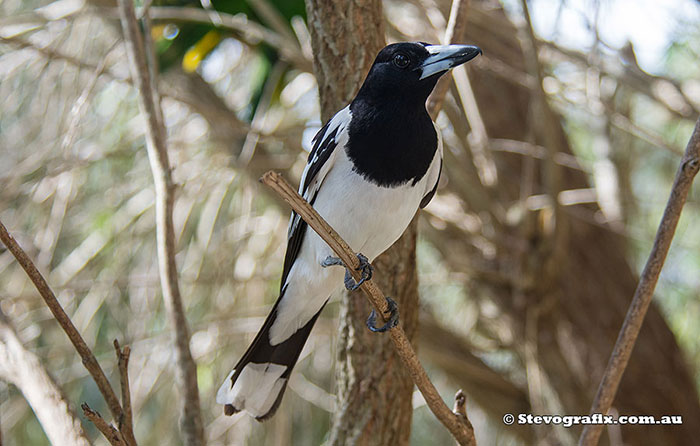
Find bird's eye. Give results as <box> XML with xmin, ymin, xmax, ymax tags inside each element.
<box><xmin>392</xmin><ymin>53</ymin><xmax>410</xmax><ymax>68</ymax></box>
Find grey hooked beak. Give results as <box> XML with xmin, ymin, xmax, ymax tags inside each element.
<box><xmin>418</xmin><ymin>44</ymin><xmax>482</xmax><ymax>80</ymax></box>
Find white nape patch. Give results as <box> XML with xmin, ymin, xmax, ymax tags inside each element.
<box><xmin>216</xmin><ymin>363</ymin><xmax>288</xmax><ymax>417</ymax></box>
<box><xmin>288</xmin><ymin>106</ymin><xmax>352</xmax><ymax>242</ymax></box>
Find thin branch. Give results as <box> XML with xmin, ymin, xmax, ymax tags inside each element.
<box><xmin>578</xmin><ymin>118</ymin><xmax>700</xmax><ymax>446</ymax></box>
<box><xmin>60</xmin><ymin>40</ymin><xmax>119</xmax><ymax>155</ymax></box>
<box><xmin>0</xmin><ymin>220</ymin><xmax>141</xmax><ymax>444</ymax></box>
<box><xmin>247</xmin><ymin>0</ymin><xmax>298</xmax><ymax>45</ymax></box>
<box><xmin>114</xmin><ymin>340</ymin><xmax>136</xmax><ymax>446</ymax></box>
<box><xmin>81</xmin><ymin>404</ymin><xmax>126</xmax><ymax>446</ymax></box>
<box><xmin>260</xmin><ymin>171</ymin><xmax>476</xmax><ymax>446</ymax></box>
<box><xmin>0</xmin><ymin>220</ymin><xmax>123</xmax><ymax>422</ymax></box>
<box><xmin>452</xmin><ymin>390</ymin><xmax>472</xmax><ymax>432</ymax></box>
<box><xmin>540</xmin><ymin>40</ymin><xmax>699</xmax><ymax>120</ymax></box>
<box><xmin>116</xmin><ymin>1</ymin><xmax>204</xmax><ymax>445</ymax></box>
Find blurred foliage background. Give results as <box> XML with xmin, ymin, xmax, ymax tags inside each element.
<box><xmin>0</xmin><ymin>0</ymin><xmax>699</xmax><ymax>445</ymax></box>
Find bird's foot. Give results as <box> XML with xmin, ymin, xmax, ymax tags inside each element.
<box><xmin>321</xmin><ymin>253</ymin><xmax>373</xmax><ymax>291</ymax></box>
<box><xmin>347</xmin><ymin>253</ymin><xmax>373</xmax><ymax>291</ymax></box>
<box><xmin>366</xmin><ymin>297</ymin><xmax>399</xmax><ymax>333</ymax></box>
<box><xmin>321</xmin><ymin>256</ymin><xmax>344</xmax><ymax>268</ymax></box>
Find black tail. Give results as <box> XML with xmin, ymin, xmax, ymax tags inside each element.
<box><xmin>217</xmin><ymin>285</ymin><xmax>326</xmax><ymax>420</ymax></box>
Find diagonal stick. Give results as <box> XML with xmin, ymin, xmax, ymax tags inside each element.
<box><xmin>261</xmin><ymin>171</ymin><xmax>476</xmax><ymax>446</ymax></box>
<box><xmin>0</xmin><ymin>220</ymin><xmax>123</xmax><ymax>422</ymax></box>
<box><xmin>579</xmin><ymin>118</ymin><xmax>700</xmax><ymax>446</ymax></box>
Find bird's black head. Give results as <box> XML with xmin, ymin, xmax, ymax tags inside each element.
<box><xmin>354</xmin><ymin>42</ymin><xmax>482</xmax><ymax>106</ymax></box>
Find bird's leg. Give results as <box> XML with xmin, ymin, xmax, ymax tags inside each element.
<box><xmin>320</xmin><ymin>256</ymin><xmax>344</xmax><ymax>267</ymax></box>
<box><xmin>366</xmin><ymin>297</ymin><xmax>399</xmax><ymax>332</ymax></box>
<box><xmin>321</xmin><ymin>253</ymin><xmax>374</xmax><ymax>291</ymax></box>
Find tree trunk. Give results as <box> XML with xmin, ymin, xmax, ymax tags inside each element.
<box><xmin>304</xmin><ymin>1</ymin><xmax>419</xmax><ymax>445</ymax></box>
<box><xmin>330</xmin><ymin>222</ymin><xmax>420</xmax><ymax>446</ymax></box>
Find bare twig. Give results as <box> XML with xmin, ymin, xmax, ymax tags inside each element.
<box><xmin>451</xmin><ymin>390</ymin><xmax>472</xmax><ymax>446</ymax></box>
<box><xmin>247</xmin><ymin>0</ymin><xmax>298</xmax><ymax>45</ymax></box>
<box><xmin>578</xmin><ymin>119</ymin><xmax>700</xmax><ymax>446</ymax></box>
<box><xmin>452</xmin><ymin>389</ymin><xmax>474</xmax><ymax>446</ymax></box>
<box><xmin>261</xmin><ymin>171</ymin><xmax>476</xmax><ymax>446</ymax></box>
<box><xmin>0</xmin><ymin>220</ymin><xmax>123</xmax><ymax>422</ymax></box>
<box><xmin>114</xmin><ymin>340</ymin><xmax>136</xmax><ymax>446</ymax></box>
<box><xmin>60</xmin><ymin>40</ymin><xmax>118</xmax><ymax>155</ymax></box>
<box><xmin>116</xmin><ymin>1</ymin><xmax>204</xmax><ymax>445</ymax></box>
<box><xmin>452</xmin><ymin>390</ymin><xmax>470</xmax><ymax>423</ymax></box>
<box><xmin>81</xmin><ymin>403</ymin><xmax>126</xmax><ymax>446</ymax></box>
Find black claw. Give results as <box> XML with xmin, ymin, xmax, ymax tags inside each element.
<box><xmin>323</xmin><ymin>254</ymin><xmax>373</xmax><ymax>291</ymax></box>
<box><xmin>347</xmin><ymin>253</ymin><xmax>373</xmax><ymax>291</ymax></box>
<box><xmin>343</xmin><ymin>270</ymin><xmax>356</xmax><ymax>290</ymax></box>
<box><xmin>366</xmin><ymin>297</ymin><xmax>399</xmax><ymax>332</ymax></box>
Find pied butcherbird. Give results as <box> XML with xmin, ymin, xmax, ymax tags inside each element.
<box><xmin>217</xmin><ymin>42</ymin><xmax>482</xmax><ymax>420</ymax></box>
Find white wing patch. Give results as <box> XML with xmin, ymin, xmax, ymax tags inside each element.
<box><xmin>283</xmin><ymin>107</ymin><xmax>352</xmax><ymax>284</ymax></box>
<box><xmin>293</xmin><ymin>106</ymin><xmax>351</xmax><ymax>224</ymax></box>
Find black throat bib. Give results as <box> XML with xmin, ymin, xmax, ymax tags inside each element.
<box><xmin>346</xmin><ymin>98</ymin><xmax>438</xmax><ymax>188</ymax></box>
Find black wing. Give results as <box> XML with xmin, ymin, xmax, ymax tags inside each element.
<box><xmin>279</xmin><ymin>107</ymin><xmax>350</xmax><ymax>289</ymax></box>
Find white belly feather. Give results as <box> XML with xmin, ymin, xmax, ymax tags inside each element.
<box><xmin>268</xmin><ymin>146</ymin><xmax>441</xmax><ymax>345</ymax></box>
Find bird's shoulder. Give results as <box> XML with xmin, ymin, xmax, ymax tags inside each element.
<box><xmin>281</xmin><ymin>106</ymin><xmax>351</xmax><ymax>288</ymax></box>
<box><xmin>299</xmin><ymin>106</ymin><xmax>352</xmax><ymax>199</ymax></box>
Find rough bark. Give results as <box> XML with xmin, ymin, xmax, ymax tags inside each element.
<box><xmin>304</xmin><ymin>0</ymin><xmax>385</xmax><ymax>122</ymax></box>
<box><xmin>330</xmin><ymin>222</ymin><xmax>420</xmax><ymax>446</ymax></box>
<box><xmin>304</xmin><ymin>1</ymin><xmax>420</xmax><ymax>444</ymax></box>
<box><xmin>0</xmin><ymin>309</ymin><xmax>90</xmax><ymax>446</ymax></box>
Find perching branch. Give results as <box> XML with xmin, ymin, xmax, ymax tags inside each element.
<box><xmin>578</xmin><ymin>118</ymin><xmax>700</xmax><ymax>446</ymax></box>
<box><xmin>116</xmin><ymin>1</ymin><xmax>204</xmax><ymax>445</ymax></box>
<box><xmin>261</xmin><ymin>171</ymin><xmax>476</xmax><ymax>446</ymax></box>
